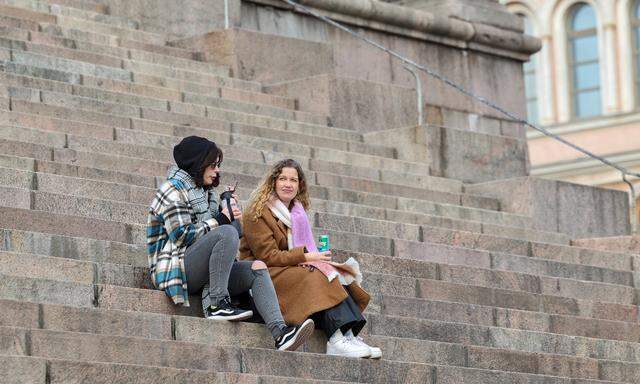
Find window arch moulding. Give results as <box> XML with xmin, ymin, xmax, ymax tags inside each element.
<box><xmin>551</xmin><ymin>0</ymin><xmax>609</xmax><ymax>122</ymax></box>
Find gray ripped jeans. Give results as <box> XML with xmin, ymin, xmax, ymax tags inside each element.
<box><xmin>184</xmin><ymin>225</ymin><xmax>287</xmax><ymax>339</ymax></box>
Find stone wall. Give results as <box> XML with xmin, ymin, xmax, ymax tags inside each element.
<box><xmin>466</xmin><ymin>178</ymin><xmax>631</xmax><ymax>238</ymax></box>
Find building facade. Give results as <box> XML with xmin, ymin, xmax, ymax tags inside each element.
<box><xmin>501</xmin><ymin>0</ymin><xmax>640</xmax><ymax>220</ymax></box>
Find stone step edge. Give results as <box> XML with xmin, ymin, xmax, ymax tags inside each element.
<box><xmin>0</xmin><ymin>120</ymin><xmax>457</xmax><ymax>199</ymax></box>
<box><xmin>0</xmin><ymin>4</ymin><xmax>165</xmax><ymax>46</ymax></box>
<box><xmin>15</xmin><ymin>184</ymin><xmax>633</xmax><ymax>279</ymax></box>
<box><xmin>0</xmin><ymin>0</ymin><xmax>139</xmax><ymax>29</ymax></box>
<box><xmin>3</xmin><ymin>168</ymin><xmax>628</xmax><ymax>276</ymax></box>
<box><xmin>4</xmin><ymin>187</ymin><xmax>626</xmax><ymax>291</ymax></box>
<box><xmin>0</xmin><ymin>355</ymin><xmax>355</xmax><ymax>384</ymax></box>
<box><xmin>0</xmin><ymin>28</ymin><xmax>238</xmax><ymax>82</ymax></box>
<box><xmin>10</xmin><ymin>163</ymin><xmax>571</xmax><ymax>250</ymax></box>
<box><xmin>2</xmin><ymin>250</ymin><xmax>637</xmax><ymax>339</ymax></box>
<box><xmin>0</xmin><ymin>231</ymin><xmax>635</xmax><ymax>323</ymax></box>
<box><xmin>3</xmin><ymin>228</ymin><xmax>640</xmax><ymax>322</ymax></box>
<box><xmin>1</xmin><ymin>306</ymin><xmax>639</xmax><ymax>374</ymax></box>
<box><xmin>2</xmin><ymin>128</ymin><xmax>490</xmax><ymax>211</ymax></box>
<box><xmin>0</xmin><ymin>70</ymin><xmax>347</xmax><ymax>142</ymax></box>
<box><xmin>0</xmin><ymin>66</ymin><xmax>323</xmax><ymax>130</ymax></box>
<box><xmin>3</xmin><ymin>84</ymin><xmax>401</xmax><ymax>165</ymax></box>
<box><xmin>2</xmin><ymin>327</ymin><xmax>621</xmax><ymax>384</ymax></box>
<box><xmin>0</xmin><ymin>145</ymin><xmax>519</xmax><ymax>231</ymax></box>
<box><xmin>0</xmin><ymin>152</ymin><xmax>528</xmax><ymax>235</ymax></box>
<box><xmin>0</xmin><ymin>297</ymin><xmax>637</xmax><ymax>383</ymax></box>
<box><xmin>3</xmin><ymin>82</ymin><xmax>384</xmax><ymax>158</ymax></box>
<box><xmin>0</xmin><ymin>45</ymin><xmax>263</xmax><ymax>96</ymax></box>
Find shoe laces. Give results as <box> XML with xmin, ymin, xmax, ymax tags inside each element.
<box><xmin>346</xmin><ymin>334</ymin><xmax>368</xmax><ymax>347</ymax></box>
<box><xmin>213</xmin><ymin>296</ymin><xmax>232</xmax><ymax>309</ymax></box>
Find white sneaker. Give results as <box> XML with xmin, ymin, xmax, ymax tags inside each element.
<box><xmin>326</xmin><ymin>336</ymin><xmax>372</xmax><ymax>358</ymax></box>
<box><xmin>348</xmin><ymin>335</ymin><xmax>382</xmax><ymax>359</ymax></box>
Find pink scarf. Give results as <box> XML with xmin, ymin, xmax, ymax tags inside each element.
<box><xmin>268</xmin><ymin>196</ymin><xmax>360</xmax><ymax>285</ymax></box>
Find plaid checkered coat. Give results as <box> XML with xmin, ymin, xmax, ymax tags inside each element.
<box><xmin>147</xmin><ymin>166</ymin><xmax>222</xmax><ymax>306</ymax></box>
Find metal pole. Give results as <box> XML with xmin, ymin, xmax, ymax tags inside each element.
<box><xmin>403</xmin><ymin>65</ymin><xmax>423</xmax><ymax>126</ymax></box>
<box><xmin>622</xmin><ymin>173</ymin><xmax>638</xmax><ymax>234</ymax></box>
<box><xmin>224</xmin><ymin>0</ymin><xmax>230</xmax><ymax>29</ymax></box>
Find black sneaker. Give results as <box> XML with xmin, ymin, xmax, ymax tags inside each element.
<box><xmin>205</xmin><ymin>297</ymin><xmax>253</xmax><ymax>321</ymax></box>
<box><xmin>275</xmin><ymin>318</ymin><xmax>315</xmax><ymax>351</ymax></box>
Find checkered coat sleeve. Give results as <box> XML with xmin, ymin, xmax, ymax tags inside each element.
<box><xmin>147</xmin><ymin>179</ymin><xmax>220</xmax><ymax>306</ymax></box>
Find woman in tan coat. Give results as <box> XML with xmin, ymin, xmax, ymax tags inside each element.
<box><xmin>240</xmin><ymin>159</ymin><xmax>381</xmax><ymax>359</ymax></box>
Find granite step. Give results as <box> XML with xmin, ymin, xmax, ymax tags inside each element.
<box><xmin>0</xmin><ymin>177</ymin><xmax>625</xmax><ymax>286</ymax></box>
<box><xmin>0</xmin><ymin>299</ymin><xmax>637</xmax><ymax>382</ymax></box>
<box><xmin>25</xmin><ymin>0</ymin><xmax>108</xmax><ymax>13</ymax></box>
<box><xmin>0</xmin><ymin>2</ymin><xmax>55</xmax><ymax>23</ymax></box>
<box><xmin>1</xmin><ymin>44</ymin><xmax>240</xmax><ymax>90</ymax></box>
<box><xmin>2</xmin><ymin>355</ymin><xmax>311</xmax><ymax>384</ymax></box>
<box><xmin>0</xmin><ymin>59</ymin><xmax>336</xmax><ymax>131</ymax></box>
<box><xmin>1</xmin><ymin>250</ymin><xmax>637</xmax><ymax>344</ymax></box>
<box><xmin>0</xmin><ymin>210</ymin><xmax>636</xmax><ymax>313</ymax></box>
<box><xmin>3</xmin><ymin>86</ymin><xmax>395</xmax><ymax>162</ymax></box>
<box><xmin>573</xmin><ymin>236</ymin><xmax>640</xmax><ymax>256</ymax></box>
<box><xmin>43</xmin><ymin>15</ymin><xmax>166</xmax><ymax>45</ymax></box>
<box><xmin>0</xmin><ymin>326</ymin><xmax>436</xmax><ymax>383</ymax></box>
<box><xmin>3</xmin><ymin>85</ymin><xmax>383</xmax><ymax>160</ymax></box>
<box><xmin>0</xmin><ymin>156</ymin><xmax>557</xmax><ymax>248</ymax></box>
<box><xmin>0</xmin><ymin>227</ymin><xmax>635</xmax><ymax>324</ymax></box>
<box><xmin>0</xmin><ymin>125</ymin><xmax>493</xmax><ymax>210</ymax></box>
<box><xmin>0</xmin><ymin>69</ymin><xmax>346</xmax><ymax>139</ymax></box>
<box><xmin>0</xmin><ymin>46</ymin><xmax>262</xmax><ymax>93</ymax></box>
<box><xmin>0</xmin><ymin>268</ymin><xmax>638</xmax><ymax>368</ymax></box>
<box><xmin>365</xmin><ymin>313</ymin><xmax>640</xmax><ymax>363</ymax></box>
<box><xmin>0</xmin><ymin>140</ymin><xmax>536</xmax><ymax>230</ymax></box>
<box><xmin>0</xmin><ymin>160</ymin><xmax>570</xmax><ymax>248</ymax></box>
<box><xmin>5</xmin><ymin>178</ymin><xmax>622</xmax><ymax>284</ymax></box>
<box><xmin>40</xmin><ymin>133</ymin><xmax>490</xmax><ymax>209</ymax></box>
<box><xmin>0</xmin><ymin>31</ymin><xmax>232</xmax><ymax>78</ymax></box>
<box><xmin>379</xmin><ymin>295</ymin><xmax>640</xmax><ymax>343</ymax></box>
<box><xmin>0</xmin><ymin>0</ymin><xmax>139</xmax><ymax>29</ymax></box>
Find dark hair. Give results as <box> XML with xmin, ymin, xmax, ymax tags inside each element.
<box><xmin>194</xmin><ymin>145</ymin><xmax>223</xmax><ymax>189</ymax></box>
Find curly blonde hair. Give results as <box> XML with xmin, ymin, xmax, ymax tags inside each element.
<box><xmin>247</xmin><ymin>159</ymin><xmax>310</xmax><ymax>221</ymax></box>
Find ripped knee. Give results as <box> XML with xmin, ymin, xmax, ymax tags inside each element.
<box><xmin>251</xmin><ymin>260</ymin><xmax>267</xmax><ymax>270</ymax></box>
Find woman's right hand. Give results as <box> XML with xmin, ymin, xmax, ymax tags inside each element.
<box><xmin>304</xmin><ymin>251</ymin><xmax>332</xmax><ymax>262</ymax></box>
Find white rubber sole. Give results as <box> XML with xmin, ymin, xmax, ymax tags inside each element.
<box><xmin>206</xmin><ymin>309</ymin><xmax>253</xmax><ymax>321</ymax></box>
<box><xmin>277</xmin><ymin>319</ymin><xmax>315</xmax><ymax>351</ymax></box>
<box><xmin>367</xmin><ymin>347</ymin><xmax>382</xmax><ymax>359</ymax></box>
<box><xmin>326</xmin><ymin>344</ymin><xmax>372</xmax><ymax>358</ymax></box>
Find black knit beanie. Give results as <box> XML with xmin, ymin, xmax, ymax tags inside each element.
<box><xmin>173</xmin><ymin>136</ymin><xmax>218</xmax><ymax>179</ymax></box>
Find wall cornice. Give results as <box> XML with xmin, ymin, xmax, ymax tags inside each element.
<box><xmin>247</xmin><ymin>0</ymin><xmax>541</xmax><ymax>58</ymax></box>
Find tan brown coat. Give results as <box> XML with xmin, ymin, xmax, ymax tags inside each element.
<box><xmin>239</xmin><ymin>207</ymin><xmax>369</xmax><ymax>325</ymax></box>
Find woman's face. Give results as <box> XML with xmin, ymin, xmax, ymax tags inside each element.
<box><xmin>202</xmin><ymin>159</ymin><xmax>221</xmax><ymax>187</ymax></box>
<box><xmin>275</xmin><ymin>167</ymin><xmax>299</xmax><ymax>205</ymax></box>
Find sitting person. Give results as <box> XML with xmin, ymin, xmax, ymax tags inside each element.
<box><xmin>147</xmin><ymin>136</ymin><xmax>313</xmax><ymax>351</ymax></box>
<box><xmin>239</xmin><ymin>158</ymin><xmax>382</xmax><ymax>359</ymax></box>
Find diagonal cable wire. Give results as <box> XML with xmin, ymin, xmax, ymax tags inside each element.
<box><xmin>280</xmin><ymin>0</ymin><xmax>640</xmax><ymax>182</ymax></box>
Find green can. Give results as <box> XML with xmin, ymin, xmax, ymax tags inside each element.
<box><xmin>318</xmin><ymin>235</ymin><xmax>330</xmax><ymax>252</ymax></box>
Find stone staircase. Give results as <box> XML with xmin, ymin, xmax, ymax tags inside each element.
<box><xmin>0</xmin><ymin>0</ymin><xmax>638</xmax><ymax>383</ymax></box>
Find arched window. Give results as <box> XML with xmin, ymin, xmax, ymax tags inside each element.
<box><xmin>567</xmin><ymin>3</ymin><xmax>601</xmax><ymax>118</ymax></box>
<box><xmin>519</xmin><ymin>14</ymin><xmax>539</xmax><ymax>125</ymax></box>
<box><xmin>633</xmin><ymin>1</ymin><xmax>640</xmax><ymax>104</ymax></box>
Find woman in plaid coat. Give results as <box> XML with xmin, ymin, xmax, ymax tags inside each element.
<box><xmin>146</xmin><ymin>136</ymin><xmax>314</xmax><ymax>351</ymax></box>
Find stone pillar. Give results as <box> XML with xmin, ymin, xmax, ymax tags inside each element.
<box><xmin>603</xmin><ymin>23</ymin><xmax>620</xmax><ymax>114</ymax></box>
<box><xmin>539</xmin><ymin>34</ymin><xmax>556</xmax><ymax>125</ymax></box>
